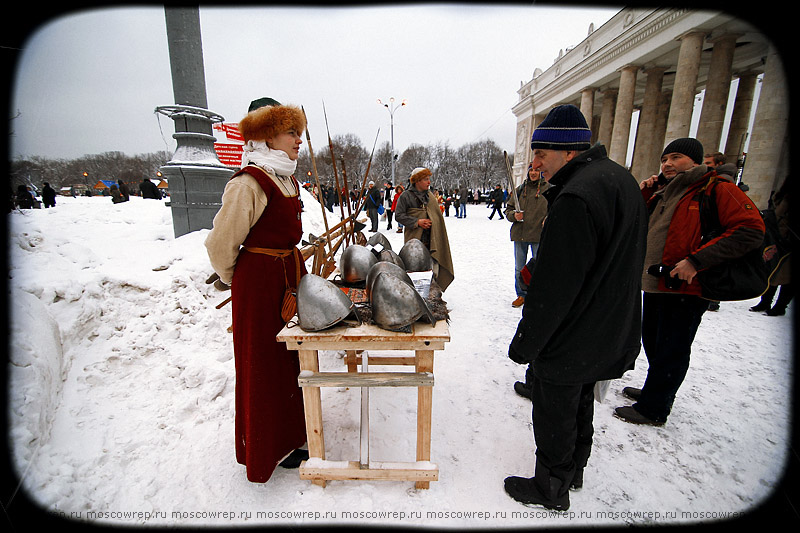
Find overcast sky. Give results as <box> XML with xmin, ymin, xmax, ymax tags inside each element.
<box><xmin>9</xmin><ymin>4</ymin><xmax>621</xmax><ymax>161</ymax></box>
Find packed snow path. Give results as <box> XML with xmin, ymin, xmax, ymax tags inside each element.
<box><xmin>8</xmin><ymin>194</ymin><xmax>793</xmax><ymax>528</ymax></box>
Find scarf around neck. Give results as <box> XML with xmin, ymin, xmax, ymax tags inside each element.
<box><xmin>240</xmin><ymin>140</ymin><xmax>297</xmax><ymax>177</ymax></box>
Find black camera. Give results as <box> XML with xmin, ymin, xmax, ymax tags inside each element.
<box><xmin>647</xmin><ymin>264</ymin><xmax>683</xmax><ymax>290</ymax></box>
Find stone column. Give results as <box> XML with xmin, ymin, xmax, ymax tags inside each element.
<box><xmin>697</xmin><ymin>33</ymin><xmax>740</xmax><ymax>153</ymax></box>
<box><xmin>631</xmin><ymin>66</ymin><xmax>666</xmax><ymax>179</ymax></box>
<box><xmin>596</xmin><ymin>89</ymin><xmax>617</xmax><ymax>146</ymax></box>
<box><xmin>580</xmin><ymin>88</ymin><xmax>596</xmax><ymax>139</ymax></box>
<box><xmin>665</xmin><ymin>31</ymin><xmax>706</xmax><ymax>143</ymax></box>
<box><xmin>740</xmin><ymin>46</ymin><xmax>788</xmax><ymax>207</ymax></box>
<box><xmin>723</xmin><ymin>72</ymin><xmax>758</xmax><ymax>166</ymax></box>
<box><xmin>609</xmin><ymin>65</ymin><xmax>639</xmax><ymax>165</ymax></box>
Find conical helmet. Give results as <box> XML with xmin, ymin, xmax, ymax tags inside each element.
<box><xmin>367</xmin><ymin>232</ymin><xmax>393</xmax><ymax>252</ymax></box>
<box><xmin>399</xmin><ymin>239</ymin><xmax>432</xmax><ymax>272</ymax></box>
<box><xmin>365</xmin><ymin>261</ymin><xmax>414</xmax><ymax>298</ymax></box>
<box><xmin>340</xmin><ymin>244</ymin><xmax>378</xmax><ymax>283</ymax></box>
<box><xmin>370</xmin><ymin>271</ymin><xmax>436</xmax><ymax>331</ymax></box>
<box><xmin>378</xmin><ymin>249</ymin><xmax>406</xmax><ymax>270</ymax></box>
<box><xmin>296</xmin><ymin>274</ymin><xmax>361</xmax><ymax>331</ymax></box>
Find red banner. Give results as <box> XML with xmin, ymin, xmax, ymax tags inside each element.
<box><xmin>214</xmin><ymin>143</ymin><xmax>243</xmax><ymax>167</ymax></box>
<box><xmin>213</xmin><ymin>122</ymin><xmax>243</xmax><ymax>143</ymax></box>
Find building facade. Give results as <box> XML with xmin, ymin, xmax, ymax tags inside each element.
<box><xmin>511</xmin><ymin>7</ymin><xmax>788</xmax><ymax>208</ymax></box>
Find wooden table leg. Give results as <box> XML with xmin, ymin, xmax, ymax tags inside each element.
<box><xmin>298</xmin><ymin>349</ymin><xmax>326</xmax><ymax>487</ymax></box>
<box><xmin>415</xmin><ymin>349</ymin><xmax>434</xmax><ymax>489</ymax></box>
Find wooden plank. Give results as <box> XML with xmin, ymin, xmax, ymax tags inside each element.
<box><xmin>415</xmin><ymin>350</ymin><xmax>434</xmax><ymax>489</ymax></box>
<box><xmin>277</xmin><ymin>321</ymin><xmax>450</xmax><ymax>351</ymax></box>
<box><xmin>297</xmin><ymin>349</ymin><xmax>326</xmax><ymax>487</ymax></box>
<box><xmin>347</xmin><ymin>355</ymin><xmax>417</xmax><ymax>367</ymax></box>
<box><xmin>299</xmin><ymin>460</ymin><xmax>438</xmax><ymax>482</ymax></box>
<box><xmin>298</xmin><ymin>371</ymin><xmax>433</xmax><ymax>388</ymax></box>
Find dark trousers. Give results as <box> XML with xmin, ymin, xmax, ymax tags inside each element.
<box><xmin>367</xmin><ymin>208</ymin><xmax>378</xmax><ymax>231</ymax></box>
<box><xmin>531</xmin><ymin>377</ymin><xmax>596</xmax><ymax>489</ymax></box>
<box><xmin>635</xmin><ymin>292</ymin><xmax>708</xmax><ymax>423</ymax></box>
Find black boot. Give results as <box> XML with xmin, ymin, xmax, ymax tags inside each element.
<box><xmin>278</xmin><ymin>448</ymin><xmax>308</xmax><ymax>469</ymax></box>
<box><xmin>504</xmin><ymin>464</ymin><xmax>570</xmax><ymax>511</ymax></box>
<box><xmin>750</xmin><ymin>287</ymin><xmax>777</xmax><ymax>312</ymax></box>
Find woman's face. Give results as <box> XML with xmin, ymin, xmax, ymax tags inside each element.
<box><xmin>267</xmin><ymin>129</ymin><xmax>303</xmax><ymax>160</ymax></box>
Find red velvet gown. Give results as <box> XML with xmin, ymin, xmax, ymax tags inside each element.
<box><xmin>230</xmin><ymin>165</ymin><xmax>307</xmax><ymax>482</ymax></box>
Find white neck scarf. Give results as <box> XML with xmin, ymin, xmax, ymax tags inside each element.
<box><xmin>240</xmin><ymin>140</ymin><xmax>297</xmax><ymax>177</ymax></box>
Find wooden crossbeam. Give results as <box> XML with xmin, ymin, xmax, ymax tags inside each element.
<box><xmin>298</xmin><ymin>371</ymin><xmax>433</xmax><ymax>388</ymax></box>
<box><xmin>300</xmin><ymin>460</ymin><xmax>439</xmax><ymax>482</ymax></box>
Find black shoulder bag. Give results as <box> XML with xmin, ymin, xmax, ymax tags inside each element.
<box><xmin>696</xmin><ymin>179</ymin><xmax>788</xmax><ymax>301</ymax></box>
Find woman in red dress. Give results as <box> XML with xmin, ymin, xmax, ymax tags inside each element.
<box><xmin>205</xmin><ymin>97</ymin><xmax>308</xmax><ymax>482</ymax></box>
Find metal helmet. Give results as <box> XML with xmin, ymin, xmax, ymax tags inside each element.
<box><xmin>340</xmin><ymin>244</ymin><xmax>378</xmax><ymax>283</ymax></box>
<box><xmin>367</xmin><ymin>232</ymin><xmax>393</xmax><ymax>253</ymax></box>
<box><xmin>369</xmin><ymin>271</ymin><xmax>436</xmax><ymax>331</ymax></box>
<box><xmin>399</xmin><ymin>239</ymin><xmax>432</xmax><ymax>272</ymax></box>
<box><xmin>296</xmin><ymin>274</ymin><xmax>361</xmax><ymax>331</ymax></box>
<box><xmin>365</xmin><ymin>261</ymin><xmax>415</xmax><ymax>299</ymax></box>
<box><xmin>378</xmin><ymin>249</ymin><xmax>406</xmax><ymax>270</ymax></box>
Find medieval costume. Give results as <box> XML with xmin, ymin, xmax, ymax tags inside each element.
<box><xmin>205</xmin><ymin>98</ymin><xmax>308</xmax><ymax>482</ymax></box>
<box><xmin>394</xmin><ymin>167</ymin><xmax>455</xmax><ymax>291</ymax></box>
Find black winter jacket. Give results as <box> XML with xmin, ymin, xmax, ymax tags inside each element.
<box><xmin>509</xmin><ymin>144</ymin><xmax>648</xmax><ymax>385</ymax></box>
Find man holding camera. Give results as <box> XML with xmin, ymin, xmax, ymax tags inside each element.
<box><xmin>614</xmin><ymin>138</ymin><xmax>765</xmax><ymax>426</ymax></box>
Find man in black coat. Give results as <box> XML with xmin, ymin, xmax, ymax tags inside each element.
<box><xmin>42</xmin><ymin>182</ymin><xmax>57</xmax><ymax>208</ymax></box>
<box><xmin>139</xmin><ymin>178</ymin><xmax>162</xmax><ymax>199</ymax></box>
<box><xmin>504</xmin><ymin>105</ymin><xmax>648</xmax><ymax>511</ymax></box>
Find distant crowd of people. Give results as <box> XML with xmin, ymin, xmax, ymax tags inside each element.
<box><xmin>9</xmin><ymin>178</ymin><xmax>166</xmax><ymax>212</ymax></box>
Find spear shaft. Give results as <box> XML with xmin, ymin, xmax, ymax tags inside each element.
<box><xmin>322</xmin><ymin>101</ymin><xmax>350</xmax><ymax>246</ymax></box>
<box><xmin>301</xmin><ymin>106</ymin><xmax>333</xmax><ymax>259</ymax></box>
<box><xmin>504</xmin><ymin>151</ymin><xmax>521</xmax><ymax>212</ymax></box>
<box><xmin>353</xmin><ymin>128</ymin><xmax>381</xmax><ymax>215</ymax></box>
<box><xmin>339</xmin><ymin>157</ymin><xmax>354</xmax><ymax>247</ymax></box>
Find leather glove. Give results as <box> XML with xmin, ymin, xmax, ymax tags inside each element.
<box><xmin>508</xmin><ymin>342</ymin><xmax>528</xmax><ymax>365</ymax></box>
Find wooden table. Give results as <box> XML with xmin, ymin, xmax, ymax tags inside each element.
<box><xmin>276</xmin><ymin>320</ymin><xmax>450</xmax><ymax>489</ymax></box>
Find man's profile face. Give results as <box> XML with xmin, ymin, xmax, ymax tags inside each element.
<box><xmin>661</xmin><ymin>152</ymin><xmax>697</xmax><ymax>179</ymax></box>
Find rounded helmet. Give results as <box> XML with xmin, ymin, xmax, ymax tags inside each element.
<box><xmin>399</xmin><ymin>239</ymin><xmax>432</xmax><ymax>272</ymax></box>
<box><xmin>367</xmin><ymin>232</ymin><xmax>393</xmax><ymax>252</ymax></box>
<box><xmin>296</xmin><ymin>274</ymin><xmax>361</xmax><ymax>331</ymax></box>
<box><xmin>340</xmin><ymin>244</ymin><xmax>378</xmax><ymax>283</ymax></box>
<box><xmin>378</xmin><ymin>249</ymin><xmax>406</xmax><ymax>270</ymax></box>
<box><xmin>365</xmin><ymin>261</ymin><xmax>414</xmax><ymax>299</ymax></box>
<box><xmin>370</xmin><ymin>271</ymin><xmax>436</xmax><ymax>331</ymax></box>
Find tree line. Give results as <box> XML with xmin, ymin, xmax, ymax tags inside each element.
<box><xmin>8</xmin><ymin>135</ymin><xmax>513</xmax><ymax>196</ymax></box>
<box><xmin>297</xmin><ymin>135</ymin><xmax>514</xmax><ymax>195</ymax></box>
<box><xmin>9</xmin><ymin>151</ymin><xmax>171</xmax><ymax>194</ymax></box>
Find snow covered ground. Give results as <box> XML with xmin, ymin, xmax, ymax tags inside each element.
<box><xmin>6</xmin><ymin>191</ymin><xmax>796</xmax><ymax>529</ymax></box>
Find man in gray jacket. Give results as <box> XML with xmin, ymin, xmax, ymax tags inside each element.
<box><xmin>505</xmin><ymin>165</ymin><xmax>550</xmax><ymax>308</ymax></box>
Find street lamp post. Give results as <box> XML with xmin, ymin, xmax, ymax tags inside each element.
<box><xmin>377</xmin><ymin>97</ymin><xmax>407</xmax><ymax>187</ymax></box>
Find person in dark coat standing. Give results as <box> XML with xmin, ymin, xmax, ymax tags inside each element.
<box><xmin>487</xmin><ymin>184</ymin><xmax>504</xmax><ymax>219</ymax></box>
<box><xmin>365</xmin><ymin>180</ymin><xmax>382</xmax><ymax>232</ymax></box>
<box><xmin>117</xmin><ymin>180</ymin><xmax>130</xmax><ymax>202</ymax></box>
<box><xmin>42</xmin><ymin>182</ymin><xmax>57</xmax><ymax>208</ymax></box>
<box><xmin>139</xmin><ymin>178</ymin><xmax>161</xmax><ymax>199</ymax></box>
<box><xmin>504</xmin><ymin>104</ymin><xmax>648</xmax><ymax>511</ymax></box>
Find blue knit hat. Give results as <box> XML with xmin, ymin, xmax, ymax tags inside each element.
<box><xmin>530</xmin><ymin>104</ymin><xmax>592</xmax><ymax>151</ymax></box>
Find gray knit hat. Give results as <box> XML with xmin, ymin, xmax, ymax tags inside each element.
<box><xmin>530</xmin><ymin>104</ymin><xmax>592</xmax><ymax>151</ymax></box>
